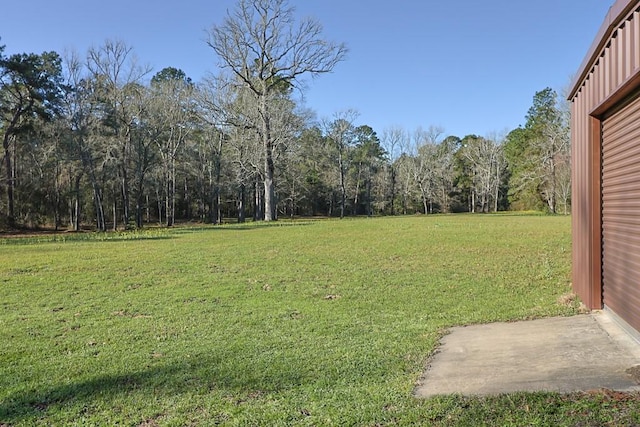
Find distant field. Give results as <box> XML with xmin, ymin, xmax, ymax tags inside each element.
<box><xmin>1</xmin><ymin>214</ymin><xmax>637</xmax><ymax>426</ymax></box>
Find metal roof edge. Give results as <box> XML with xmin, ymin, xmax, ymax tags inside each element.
<box><xmin>568</xmin><ymin>0</ymin><xmax>638</xmax><ymax>101</ymax></box>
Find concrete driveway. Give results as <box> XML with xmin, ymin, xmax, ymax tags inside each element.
<box><xmin>415</xmin><ymin>312</ymin><xmax>640</xmax><ymax>397</ymax></box>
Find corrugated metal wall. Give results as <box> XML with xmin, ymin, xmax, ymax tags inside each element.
<box><xmin>602</xmin><ymin>95</ymin><xmax>640</xmax><ymax>332</ymax></box>
<box><xmin>570</xmin><ymin>0</ymin><xmax>640</xmax><ymax>310</ymax></box>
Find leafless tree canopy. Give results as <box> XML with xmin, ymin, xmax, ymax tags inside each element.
<box><xmin>207</xmin><ymin>0</ymin><xmax>347</xmax><ymax>96</ymax></box>
<box><xmin>205</xmin><ymin>0</ymin><xmax>347</xmax><ymax>221</ymax></box>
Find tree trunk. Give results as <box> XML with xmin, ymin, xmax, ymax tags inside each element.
<box><xmin>78</xmin><ymin>143</ymin><xmax>105</xmax><ymax>231</ymax></box>
<box><xmin>216</xmin><ymin>190</ymin><xmax>222</xmax><ymax>224</ymax></box>
<box><xmin>290</xmin><ymin>181</ymin><xmax>296</xmax><ymax>219</ymax></box>
<box><xmin>338</xmin><ymin>152</ymin><xmax>346</xmax><ymax>219</ymax></box>
<box><xmin>113</xmin><ymin>197</ymin><xmax>118</xmax><ymax>231</ymax></box>
<box><xmin>54</xmin><ymin>157</ymin><xmax>61</xmax><ymax>231</ymax></box>
<box><xmin>471</xmin><ymin>190</ymin><xmax>476</xmax><ymax>213</ymax></box>
<box><xmin>136</xmin><ymin>199</ymin><xmax>143</xmax><ymax>229</ymax></box>
<box><xmin>390</xmin><ymin>167</ymin><xmax>396</xmax><ymax>216</ymax></box>
<box><xmin>549</xmin><ymin>159</ymin><xmax>557</xmax><ymax>214</ymax></box>
<box><xmin>210</xmin><ymin>187</ymin><xmax>219</xmax><ymax>224</ymax></box>
<box><xmin>264</xmin><ymin>149</ymin><xmax>276</xmax><ymax>221</ymax></box>
<box><xmin>1</xmin><ymin>106</ymin><xmax>26</xmax><ymax>227</ymax></box>
<box><xmin>254</xmin><ymin>178</ymin><xmax>264</xmax><ymax>221</ymax></box>
<box><xmin>494</xmin><ymin>161</ymin><xmax>500</xmax><ymax>212</ymax></box>
<box><xmin>73</xmin><ymin>175</ymin><xmax>81</xmax><ymax>232</ymax></box>
<box><xmin>208</xmin><ymin>165</ymin><xmax>215</xmax><ymax>224</ymax></box>
<box><xmin>353</xmin><ymin>164</ymin><xmax>361</xmax><ymax>216</ymax></box>
<box><xmin>366</xmin><ymin>175</ymin><xmax>372</xmax><ymax>217</ymax></box>
<box><xmin>135</xmin><ymin>181</ymin><xmax>144</xmax><ymax>229</ymax></box>
<box><xmin>216</xmin><ymin>133</ymin><xmax>224</xmax><ymax>223</ymax></box>
<box><xmin>121</xmin><ymin>177</ymin><xmax>128</xmax><ymax>228</ymax></box>
<box><xmin>3</xmin><ymin>133</ymin><xmax>15</xmax><ymax>227</ymax></box>
<box><xmin>156</xmin><ymin>189</ymin><xmax>163</xmax><ymax>225</ymax></box>
<box><xmin>238</xmin><ymin>183</ymin><xmax>246</xmax><ymax>223</ymax></box>
<box><xmin>146</xmin><ymin>194</ymin><xmax>150</xmax><ymax>223</ymax></box>
<box><xmin>328</xmin><ymin>194</ymin><xmax>333</xmax><ymax>217</ymax></box>
<box><xmin>69</xmin><ymin>199</ymin><xmax>74</xmax><ymax>230</ymax></box>
<box><xmin>402</xmin><ymin>192</ymin><xmax>407</xmax><ymax>215</ymax></box>
<box><xmin>120</xmin><ymin>137</ymin><xmax>130</xmax><ymax>228</ymax></box>
<box><xmin>94</xmin><ymin>187</ymin><xmax>106</xmax><ymax>232</ymax></box>
<box><xmin>166</xmin><ymin>159</ymin><xmax>175</xmax><ymax>227</ymax></box>
<box><xmin>442</xmin><ymin>187</ymin><xmax>448</xmax><ymax>213</ymax></box>
<box><xmin>260</xmin><ymin>96</ymin><xmax>276</xmax><ymax>222</ymax></box>
<box><xmin>212</xmin><ymin>161</ymin><xmax>222</xmax><ymax>225</ymax></box>
<box><xmin>422</xmin><ymin>191</ymin><xmax>428</xmax><ymax>215</ymax></box>
<box><xmin>209</xmin><ymin>187</ymin><xmax>218</xmax><ymax>224</ymax></box>
<box><xmin>184</xmin><ymin>178</ymin><xmax>190</xmax><ymax>220</ymax></box>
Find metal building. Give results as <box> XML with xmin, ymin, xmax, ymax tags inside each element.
<box><xmin>569</xmin><ymin>0</ymin><xmax>640</xmax><ymax>336</ymax></box>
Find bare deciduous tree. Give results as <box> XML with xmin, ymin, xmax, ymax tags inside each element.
<box><xmin>323</xmin><ymin>109</ymin><xmax>358</xmax><ymax>219</ymax></box>
<box><xmin>148</xmin><ymin>70</ymin><xmax>194</xmax><ymax>226</ymax></box>
<box><xmin>86</xmin><ymin>40</ymin><xmax>151</xmax><ymax>228</ymax></box>
<box><xmin>410</xmin><ymin>126</ymin><xmax>444</xmax><ymax>214</ymax></box>
<box><xmin>206</xmin><ymin>0</ymin><xmax>347</xmax><ymax>221</ymax></box>
<box><xmin>381</xmin><ymin>126</ymin><xmax>405</xmax><ymax>215</ymax></box>
<box><xmin>461</xmin><ymin>134</ymin><xmax>505</xmax><ymax>213</ymax></box>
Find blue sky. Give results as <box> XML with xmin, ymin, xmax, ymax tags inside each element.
<box><xmin>1</xmin><ymin>0</ymin><xmax>612</xmax><ymax>138</ymax></box>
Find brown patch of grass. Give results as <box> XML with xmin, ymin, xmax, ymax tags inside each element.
<box><xmin>557</xmin><ymin>293</ymin><xmax>589</xmax><ymax>313</ymax></box>
<box><xmin>626</xmin><ymin>365</ymin><xmax>640</xmax><ymax>384</ymax></box>
<box><xmin>137</xmin><ymin>416</ymin><xmax>164</xmax><ymax>427</ymax></box>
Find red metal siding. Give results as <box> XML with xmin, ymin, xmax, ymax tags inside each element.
<box><xmin>570</xmin><ymin>0</ymin><xmax>640</xmax><ymax>311</ymax></box>
<box><xmin>602</xmin><ymin>95</ymin><xmax>640</xmax><ymax>331</ymax></box>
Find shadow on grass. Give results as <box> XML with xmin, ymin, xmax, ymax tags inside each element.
<box><xmin>0</xmin><ymin>221</ymin><xmax>319</xmax><ymax>246</ymax></box>
<box><xmin>0</xmin><ymin>353</ymin><xmax>309</xmax><ymax>424</ymax></box>
<box><xmin>171</xmin><ymin>221</ymin><xmax>316</xmax><ymax>234</ymax></box>
<box><xmin>0</xmin><ymin>234</ymin><xmax>176</xmax><ymax>246</ymax></box>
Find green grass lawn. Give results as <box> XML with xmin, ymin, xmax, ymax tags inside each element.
<box><xmin>1</xmin><ymin>214</ymin><xmax>638</xmax><ymax>426</ymax></box>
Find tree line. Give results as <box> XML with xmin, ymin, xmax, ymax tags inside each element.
<box><xmin>0</xmin><ymin>0</ymin><xmax>570</xmax><ymax>231</ymax></box>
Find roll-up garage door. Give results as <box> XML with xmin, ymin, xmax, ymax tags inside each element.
<box><xmin>602</xmin><ymin>94</ymin><xmax>640</xmax><ymax>332</ymax></box>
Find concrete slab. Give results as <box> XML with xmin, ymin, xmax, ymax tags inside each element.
<box><xmin>415</xmin><ymin>312</ymin><xmax>640</xmax><ymax>397</ymax></box>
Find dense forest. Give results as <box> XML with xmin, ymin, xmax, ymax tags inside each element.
<box><xmin>0</xmin><ymin>1</ymin><xmax>570</xmax><ymax>231</ymax></box>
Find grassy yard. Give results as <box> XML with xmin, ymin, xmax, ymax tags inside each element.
<box><xmin>1</xmin><ymin>214</ymin><xmax>638</xmax><ymax>426</ymax></box>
